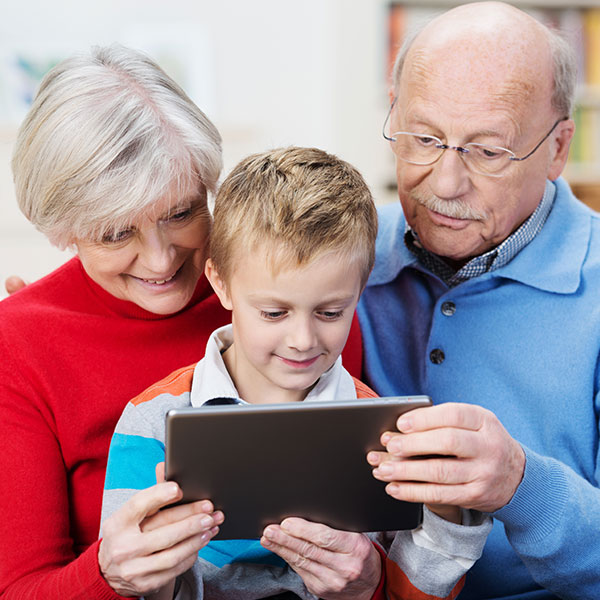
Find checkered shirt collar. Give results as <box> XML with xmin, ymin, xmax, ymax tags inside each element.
<box><xmin>405</xmin><ymin>180</ymin><xmax>556</xmax><ymax>287</ymax></box>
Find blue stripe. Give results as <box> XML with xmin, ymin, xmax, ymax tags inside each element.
<box><xmin>104</xmin><ymin>433</ymin><xmax>165</xmax><ymax>490</ymax></box>
<box><xmin>199</xmin><ymin>540</ymin><xmax>285</xmax><ymax>568</ymax></box>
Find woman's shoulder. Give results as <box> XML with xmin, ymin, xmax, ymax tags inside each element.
<box><xmin>0</xmin><ymin>257</ymin><xmax>83</xmax><ymax>315</ymax></box>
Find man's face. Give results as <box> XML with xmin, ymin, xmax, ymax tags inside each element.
<box><xmin>390</xmin><ymin>51</ymin><xmax>557</xmax><ymax>264</ymax></box>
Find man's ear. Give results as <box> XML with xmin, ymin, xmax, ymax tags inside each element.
<box><xmin>205</xmin><ymin>259</ymin><xmax>233</xmax><ymax>310</ymax></box>
<box><xmin>388</xmin><ymin>86</ymin><xmax>395</xmax><ymax>105</ymax></box>
<box><xmin>548</xmin><ymin>118</ymin><xmax>575</xmax><ymax>181</ymax></box>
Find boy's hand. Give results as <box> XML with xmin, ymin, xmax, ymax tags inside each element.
<box><xmin>261</xmin><ymin>517</ymin><xmax>381</xmax><ymax>600</ymax></box>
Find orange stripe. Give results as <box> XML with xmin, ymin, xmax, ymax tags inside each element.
<box><xmin>353</xmin><ymin>377</ymin><xmax>379</xmax><ymax>398</ymax></box>
<box><xmin>386</xmin><ymin>557</ymin><xmax>466</xmax><ymax>600</ymax></box>
<box><xmin>131</xmin><ymin>363</ymin><xmax>197</xmax><ymax>406</ymax></box>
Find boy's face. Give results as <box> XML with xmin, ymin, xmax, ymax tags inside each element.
<box><xmin>206</xmin><ymin>246</ymin><xmax>363</xmax><ymax>404</ymax></box>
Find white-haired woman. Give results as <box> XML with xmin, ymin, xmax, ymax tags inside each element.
<box><xmin>0</xmin><ymin>45</ymin><xmax>363</xmax><ymax>598</ymax></box>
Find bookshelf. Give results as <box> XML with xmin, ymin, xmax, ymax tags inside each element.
<box><xmin>385</xmin><ymin>1</ymin><xmax>600</xmax><ymax>210</ymax></box>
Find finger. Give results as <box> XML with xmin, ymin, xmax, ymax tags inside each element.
<box><xmin>261</xmin><ymin>526</ymin><xmax>338</xmax><ymax>576</ymax></box>
<box><xmin>110</xmin><ymin>483</ymin><xmax>183</xmax><ymax>529</ymax></box>
<box><xmin>396</xmin><ymin>403</ymin><xmax>486</xmax><ymax>433</ymax></box>
<box><xmin>141</xmin><ymin>499</ymin><xmax>219</xmax><ymax>533</ymax></box>
<box><xmin>384</xmin><ymin>481</ymin><xmax>475</xmax><ymax>507</ymax></box>
<box><xmin>143</xmin><ymin>510</ymin><xmax>222</xmax><ymax>554</ymax></box>
<box><xmin>373</xmin><ymin>455</ymin><xmax>477</xmax><ymax>485</ymax></box>
<box><xmin>385</xmin><ymin>427</ymin><xmax>480</xmax><ymax>458</ymax></box>
<box><xmin>279</xmin><ymin>517</ymin><xmax>356</xmax><ymax>554</ymax></box>
<box><xmin>155</xmin><ymin>461</ymin><xmax>166</xmax><ymax>483</ymax></box>
<box><xmin>5</xmin><ymin>275</ymin><xmax>27</xmax><ymax>295</ymax></box>
<box><xmin>113</xmin><ymin>526</ymin><xmax>218</xmax><ymax>595</ymax></box>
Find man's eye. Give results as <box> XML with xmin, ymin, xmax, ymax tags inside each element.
<box><xmin>473</xmin><ymin>146</ymin><xmax>503</xmax><ymax>160</ymax></box>
<box><xmin>417</xmin><ymin>136</ymin><xmax>437</xmax><ymax>146</ymax></box>
<box><xmin>260</xmin><ymin>310</ymin><xmax>286</xmax><ymax>320</ymax></box>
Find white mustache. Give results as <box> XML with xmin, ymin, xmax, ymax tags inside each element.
<box><xmin>414</xmin><ymin>193</ymin><xmax>487</xmax><ymax>221</ymax></box>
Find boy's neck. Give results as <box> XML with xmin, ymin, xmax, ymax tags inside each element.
<box><xmin>221</xmin><ymin>344</ymin><xmax>312</xmax><ymax>404</ymax></box>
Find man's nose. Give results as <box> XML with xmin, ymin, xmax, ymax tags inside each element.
<box><xmin>427</xmin><ymin>147</ymin><xmax>472</xmax><ymax>200</ymax></box>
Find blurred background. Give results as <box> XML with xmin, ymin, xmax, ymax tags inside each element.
<box><xmin>1</xmin><ymin>0</ymin><xmax>599</xmax><ymax>298</ymax></box>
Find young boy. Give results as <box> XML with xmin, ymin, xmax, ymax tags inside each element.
<box><xmin>101</xmin><ymin>147</ymin><xmax>490</xmax><ymax>600</ymax></box>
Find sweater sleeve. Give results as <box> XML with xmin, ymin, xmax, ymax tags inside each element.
<box><xmin>493</xmin><ymin>441</ymin><xmax>600</xmax><ymax>599</ymax></box>
<box><xmin>370</xmin><ymin>507</ymin><xmax>492</xmax><ymax>600</ymax></box>
<box><xmin>0</xmin><ymin>333</ymin><xmax>125</xmax><ymax>600</ymax></box>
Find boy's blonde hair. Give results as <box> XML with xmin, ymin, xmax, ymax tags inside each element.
<box><xmin>210</xmin><ymin>146</ymin><xmax>377</xmax><ymax>287</ymax></box>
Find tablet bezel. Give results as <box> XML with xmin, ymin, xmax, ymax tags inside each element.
<box><xmin>165</xmin><ymin>395</ymin><xmax>431</xmax><ymax>539</ymax></box>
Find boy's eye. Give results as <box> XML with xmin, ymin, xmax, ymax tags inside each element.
<box><xmin>260</xmin><ymin>310</ymin><xmax>287</xmax><ymax>320</ymax></box>
<box><xmin>318</xmin><ymin>310</ymin><xmax>344</xmax><ymax>320</ymax></box>
<box><xmin>101</xmin><ymin>228</ymin><xmax>134</xmax><ymax>244</ymax></box>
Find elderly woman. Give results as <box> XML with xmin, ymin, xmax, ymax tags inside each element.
<box><xmin>0</xmin><ymin>44</ymin><xmax>363</xmax><ymax>598</ymax></box>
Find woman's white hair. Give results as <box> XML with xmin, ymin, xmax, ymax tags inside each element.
<box><xmin>12</xmin><ymin>44</ymin><xmax>222</xmax><ymax>248</ymax></box>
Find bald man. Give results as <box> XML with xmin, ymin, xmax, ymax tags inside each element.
<box><xmin>361</xmin><ymin>2</ymin><xmax>599</xmax><ymax>599</ymax></box>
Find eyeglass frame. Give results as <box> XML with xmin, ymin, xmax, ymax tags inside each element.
<box><xmin>382</xmin><ymin>97</ymin><xmax>568</xmax><ymax>175</ymax></box>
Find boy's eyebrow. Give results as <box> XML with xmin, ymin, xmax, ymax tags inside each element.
<box><xmin>247</xmin><ymin>292</ymin><xmax>357</xmax><ymax>306</ymax></box>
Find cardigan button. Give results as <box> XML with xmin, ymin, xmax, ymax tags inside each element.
<box><xmin>441</xmin><ymin>301</ymin><xmax>456</xmax><ymax>316</ymax></box>
<box><xmin>430</xmin><ymin>348</ymin><xmax>445</xmax><ymax>364</ymax></box>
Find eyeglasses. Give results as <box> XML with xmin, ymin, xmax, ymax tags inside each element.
<box><xmin>383</xmin><ymin>98</ymin><xmax>568</xmax><ymax>178</ymax></box>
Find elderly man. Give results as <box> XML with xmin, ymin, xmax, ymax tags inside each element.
<box><xmin>361</xmin><ymin>2</ymin><xmax>599</xmax><ymax>599</ymax></box>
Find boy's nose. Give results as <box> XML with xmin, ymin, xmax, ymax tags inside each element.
<box><xmin>287</xmin><ymin>318</ymin><xmax>317</xmax><ymax>352</ymax></box>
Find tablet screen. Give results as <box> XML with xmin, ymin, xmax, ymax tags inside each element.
<box><xmin>165</xmin><ymin>396</ymin><xmax>431</xmax><ymax>538</ymax></box>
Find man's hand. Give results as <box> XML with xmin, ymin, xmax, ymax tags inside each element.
<box><xmin>5</xmin><ymin>276</ymin><xmax>27</xmax><ymax>295</ymax></box>
<box><xmin>367</xmin><ymin>403</ymin><xmax>525</xmax><ymax>513</ymax></box>
<box><xmin>261</xmin><ymin>518</ymin><xmax>381</xmax><ymax>600</ymax></box>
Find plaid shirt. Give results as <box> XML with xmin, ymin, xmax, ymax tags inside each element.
<box><xmin>405</xmin><ymin>180</ymin><xmax>556</xmax><ymax>287</ymax></box>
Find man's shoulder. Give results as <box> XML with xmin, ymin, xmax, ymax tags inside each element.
<box><xmin>367</xmin><ymin>202</ymin><xmax>411</xmax><ymax>287</ymax></box>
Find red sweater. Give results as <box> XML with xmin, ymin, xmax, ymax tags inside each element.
<box><xmin>0</xmin><ymin>256</ymin><xmax>363</xmax><ymax>598</ymax></box>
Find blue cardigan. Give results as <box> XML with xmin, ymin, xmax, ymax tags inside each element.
<box><xmin>358</xmin><ymin>177</ymin><xmax>600</xmax><ymax>600</ymax></box>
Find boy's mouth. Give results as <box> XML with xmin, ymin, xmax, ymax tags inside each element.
<box><xmin>277</xmin><ymin>355</ymin><xmax>320</xmax><ymax>369</ymax></box>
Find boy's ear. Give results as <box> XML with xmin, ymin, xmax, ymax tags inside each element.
<box><xmin>205</xmin><ymin>259</ymin><xmax>233</xmax><ymax>310</ymax></box>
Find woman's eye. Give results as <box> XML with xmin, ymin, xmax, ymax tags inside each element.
<box><xmin>260</xmin><ymin>310</ymin><xmax>287</xmax><ymax>320</ymax></box>
<box><xmin>166</xmin><ymin>207</ymin><xmax>193</xmax><ymax>222</ymax></box>
<box><xmin>102</xmin><ymin>229</ymin><xmax>134</xmax><ymax>244</ymax></box>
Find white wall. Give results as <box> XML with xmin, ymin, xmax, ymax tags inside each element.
<box><xmin>0</xmin><ymin>0</ymin><xmax>396</xmax><ymax>298</ymax></box>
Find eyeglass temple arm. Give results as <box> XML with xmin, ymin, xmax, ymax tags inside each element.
<box><xmin>510</xmin><ymin>116</ymin><xmax>569</xmax><ymax>162</ymax></box>
<box><xmin>382</xmin><ymin>98</ymin><xmax>398</xmax><ymax>142</ymax></box>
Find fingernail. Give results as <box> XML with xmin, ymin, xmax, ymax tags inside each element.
<box><xmin>367</xmin><ymin>451</ymin><xmax>379</xmax><ymax>465</ymax></box>
<box><xmin>261</xmin><ymin>536</ymin><xmax>272</xmax><ymax>547</ymax></box>
<box><xmin>381</xmin><ymin>432</ymin><xmax>391</xmax><ymax>445</ymax></box>
<box><xmin>376</xmin><ymin>462</ymin><xmax>393</xmax><ymax>475</ymax></box>
<box><xmin>200</xmin><ymin>516</ymin><xmax>213</xmax><ymax>528</ymax></box>
<box><xmin>397</xmin><ymin>416</ymin><xmax>412</xmax><ymax>432</ymax></box>
<box><xmin>263</xmin><ymin>526</ymin><xmax>275</xmax><ymax>539</ymax></box>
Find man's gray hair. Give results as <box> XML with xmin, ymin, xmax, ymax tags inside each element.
<box><xmin>391</xmin><ymin>18</ymin><xmax>577</xmax><ymax>118</ymax></box>
<box><xmin>12</xmin><ymin>44</ymin><xmax>222</xmax><ymax>248</ymax></box>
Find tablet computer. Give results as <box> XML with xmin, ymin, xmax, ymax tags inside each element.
<box><xmin>165</xmin><ymin>395</ymin><xmax>431</xmax><ymax>539</ymax></box>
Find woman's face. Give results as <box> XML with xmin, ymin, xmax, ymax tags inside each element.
<box><xmin>76</xmin><ymin>183</ymin><xmax>211</xmax><ymax>315</ymax></box>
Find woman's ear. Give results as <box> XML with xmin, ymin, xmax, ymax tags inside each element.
<box><xmin>205</xmin><ymin>259</ymin><xmax>233</xmax><ymax>310</ymax></box>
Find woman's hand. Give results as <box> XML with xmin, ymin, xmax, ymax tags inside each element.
<box><xmin>261</xmin><ymin>518</ymin><xmax>381</xmax><ymax>600</ymax></box>
<box><xmin>98</xmin><ymin>464</ymin><xmax>223</xmax><ymax>597</ymax></box>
